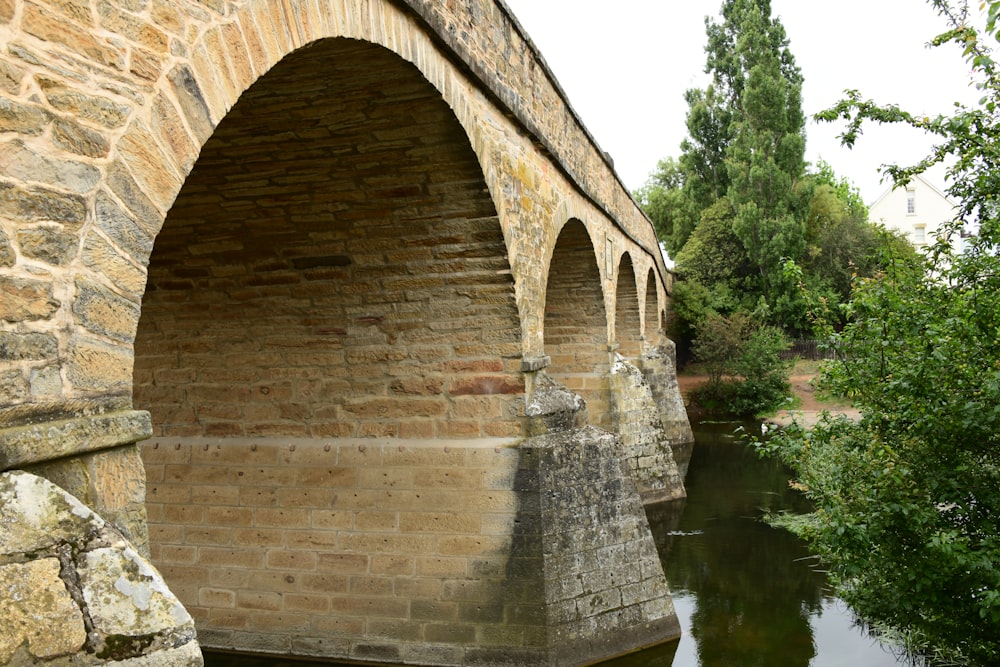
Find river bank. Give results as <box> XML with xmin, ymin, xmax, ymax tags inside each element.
<box><xmin>676</xmin><ymin>362</ymin><xmax>860</xmax><ymax>428</ymax></box>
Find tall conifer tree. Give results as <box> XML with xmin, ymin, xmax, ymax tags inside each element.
<box><xmin>708</xmin><ymin>0</ymin><xmax>806</xmax><ymax>300</ymax></box>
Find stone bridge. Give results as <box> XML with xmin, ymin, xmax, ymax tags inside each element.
<box><xmin>0</xmin><ymin>0</ymin><xmax>692</xmax><ymax>664</ymax></box>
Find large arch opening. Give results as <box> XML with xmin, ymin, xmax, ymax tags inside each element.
<box><xmin>542</xmin><ymin>220</ymin><xmax>610</xmax><ymax>427</ymax></box>
<box><xmin>614</xmin><ymin>254</ymin><xmax>642</xmax><ymax>361</ymax></box>
<box><xmin>134</xmin><ymin>37</ymin><xmax>526</xmax><ymax>658</ymax></box>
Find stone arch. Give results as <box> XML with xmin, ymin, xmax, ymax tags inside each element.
<box><xmin>133</xmin><ymin>37</ymin><xmax>522</xmax><ymax>442</ymax></box>
<box><xmin>134</xmin><ymin>35</ymin><xmax>527</xmax><ymax>658</ymax></box>
<box><xmin>644</xmin><ymin>267</ymin><xmax>663</xmax><ymax>348</ymax></box>
<box><xmin>29</xmin><ymin>0</ymin><xmax>532</xmax><ymax>412</ymax></box>
<box><xmin>0</xmin><ymin>0</ymin><xmax>693</xmax><ymax>661</ymax></box>
<box><xmin>543</xmin><ymin>219</ymin><xmax>611</xmax><ymax>427</ymax></box>
<box><xmin>614</xmin><ymin>253</ymin><xmax>642</xmax><ymax>360</ymax></box>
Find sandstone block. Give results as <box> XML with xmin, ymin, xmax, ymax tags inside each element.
<box><xmin>0</xmin><ymin>227</ymin><xmax>13</xmax><ymax>266</ymax></box>
<box><xmin>17</xmin><ymin>226</ymin><xmax>78</xmax><ymax>265</ymax></box>
<box><xmin>37</xmin><ymin>78</ymin><xmax>132</xmax><ymax>128</ymax></box>
<box><xmin>0</xmin><ymin>95</ymin><xmax>49</xmax><ymax>134</ymax></box>
<box><xmin>22</xmin><ymin>1</ymin><xmax>126</xmax><ymax>70</ymax></box>
<box><xmin>82</xmin><ymin>230</ymin><xmax>148</xmax><ymax>296</ymax></box>
<box><xmin>52</xmin><ymin>117</ymin><xmax>112</xmax><ymax>157</ymax></box>
<box><xmin>66</xmin><ymin>336</ymin><xmax>133</xmax><ymax>392</ymax></box>
<box><xmin>166</xmin><ymin>64</ymin><xmax>215</xmax><ymax>144</ymax></box>
<box><xmin>4</xmin><ymin>139</ymin><xmax>101</xmax><ymax>194</ymax></box>
<box><xmin>0</xmin><ymin>558</ymin><xmax>87</xmax><ymax>662</ymax></box>
<box><xmin>0</xmin><ymin>331</ymin><xmax>57</xmax><ymax>360</ymax></box>
<box><xmin>0</xmin><ymin>276</ymin><xmax>60</xmax><ymax>322</ymax></box>
<box><xmin>0</xmin><ymin>180</ymin><xmax>86</xmax><ymax>228</ymax></box>
<box><xmin>29</xmin><ymin>364</ymin><xmax>62</xmax><ymax>398</ymax></box>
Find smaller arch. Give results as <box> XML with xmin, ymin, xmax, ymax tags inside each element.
<box><xmin>543</xmin><ymin>219</ymin><xmax>611</xmax><ymax>427</ymax></box>
<box><xmin>614</xmin><ymin>253</ymin><xmax>642</xmax><ymax>360</ymax></box>
<box><xmin>644</xmin><ymin>267</ymin><xmax>663</xmax><ymax>349</ymax></box>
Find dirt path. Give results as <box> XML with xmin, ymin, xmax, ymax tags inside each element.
<box><xmin>677</xmin><ymin>372</ymin><xmax>859</xmax><ymax>427</ymax></box>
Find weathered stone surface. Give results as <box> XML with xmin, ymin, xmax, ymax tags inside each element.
<box><xmin>95</xmin><ymin>189</ymin><xmax>155</xmax><ymax>262</ymax></box>
<box><xmin>81</xmin><ymin>546</ymin><xmax>193</xmax><ymax>637</ymax></box>
<box><xmin>525</xmin><ymin>372</ymin><xmax>588</xmax><ymax>436</ymax></box>
<box><xmin>516</xmin><ymin>414</ymin><xmax>682</xmax><ymax>664</ymax></box>
<box><xmin>3</xmin><ymin>139</ymin><xmax>101</xmax><ymax>195</ymax></box>
<box><xmin>0</xmin><ymin>331</ymin><xmax>58</xmax><ymax>360</ymax></box>
<box><xmin>0</xmin><ymin>369</ymin><xmax>28</xmax><ymax>403</ymax></box>
<box><xmin>17</xmin><ymin>226</ymin><xmax>79</xmax><ymax>265</ymax></box>
<box><xmin>0</xmin><ymin>180</ymin><xmax>87</xmax><ymax>227</ymax></box>
<box><xmin>0</xmin><ymin>275</ymin><xmax>60</xmax><ymax>322</ymax></box>
<box><xmin>166</xmin><ymin>64</ymin><xmax>215</xmax><ymax>143</ymax></box>
<box><xmin>0</xmin><ymin>410</ymin><xmax>151</xmax><ymax>469</ymax></box>
<box><xmin>29</xmin><ymin>364</ymin><xmax>62</xmax><ymax>398</ymax></box>
<box><xmin>82</xmin><ymin>230</ymin><xmax>148</xmax><ymax>296</ymax></box>
<box><xmin>150</xmin><ymin>92</ymin><xmax>198</xmax><ymax>176</ymax></box>
<box><xmin>0</xmin><ymin>559</ymin><xmax>88</xmax><ymax>662</ymax></box>
<box><xmin>0</xmin><ymin>59</ymin><xmax>24</xmax><ymax>94</ymax></box>
<box><xmin>106</xmin><ymin>160</ymin><xmax>164</xmax><ymax>233</ymax></box>
<box><xmin>66</xmin><ymin>336</ymin><xmax>133</xmax><ymax>392</ymax></box>
<box><xmin>0</xmin><ymin>471</ymin><xmax>201</xmax><ymax>666</ymax></box>
<box><xmin>641</xmin><ymin>343</ymin><xmax>695</xmax><ymax>447</ymax></box>
<box><xmin>22</xmin><ymin>1</ymin><xmax>126</xmax><ymax>71</ymax></box>
<box><xmin>0</xmin><ymin>95</ymin><xmax>49</xmax><ymax>134</ymax></box>
<box><xmin>73</xmin><ymin>278</ymin><xmax>141</xmax><ymax>342</ymax></box>
<box><xmin>610</xmin><ymin>355</ymin><xmax>685</xmax><ymax>504</ymax></box>
<box><xmin>38</xmin><ymin>77</ymin><xmax>132</xmax><ymax>128</ymax></box>
<box><xmin>0</xmin><ymin>471</ymin><xmax>103</xmax><ymax>556</ymax></box>
<box><xmin>53</xmin><ymin>116</ymin><xmax>112</xmax><ymax>157</ymax></box>
<box><xmin>97</xmin><ymin>1</ymin><xmax>169</xmax><ymax>53</ymax></box>
<box><xmin>0</xmin><ymin>227</ymin><xmax>14</xmax><ymax>266</ymax></box>
<box><xmin>116</xmin><ymin>119</ymin><xmax>182</xmax><ymax>212</ymax></box>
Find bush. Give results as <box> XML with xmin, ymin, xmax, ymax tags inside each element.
<box><xmin>690</xmin><ymin>311</ymin><xmax>791</xmax><ymax>416</ymax></box>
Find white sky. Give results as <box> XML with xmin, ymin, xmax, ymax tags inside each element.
<box><xmin>502</xmin><ymin>0</ymin><xmax>980</xmax><ymax>205</ymax></box>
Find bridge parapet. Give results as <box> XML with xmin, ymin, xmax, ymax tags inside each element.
<box><xmin>401</xmin><ymin>0</ymin><xmax>666</xmax><ymax>270</ymax></box>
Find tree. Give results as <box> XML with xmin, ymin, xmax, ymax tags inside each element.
<box><xmin>715</xmin><ymin>0</ymin><xmax>806</xmax><ymax>301</ymax></box>
<box><xmin>764</xmin><ymin>2</ymin><xmax>1000</xmax><ymax>663</ymax></box>
<box><xmin>634</xmin><ymin>157</ymin><xmax>695</xmax><ymax>257</ymax></box>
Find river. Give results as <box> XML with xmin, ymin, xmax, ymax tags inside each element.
<box><xmin>204</xmin><ymin>421</ymin><xmax>906</xmax><ymax>666</ymax></box>
<box><xmin>601</xmin><ymin>420</ymin><xmax>907</xmax><ymax>667</ymax></box>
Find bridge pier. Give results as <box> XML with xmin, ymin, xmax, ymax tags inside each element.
<box><xmin>516</xmin><ymin>375</ymin><xmax>682</xmax><ymax>664</ymax></box>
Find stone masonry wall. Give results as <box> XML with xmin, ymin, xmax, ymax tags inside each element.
<box><xmin>520</xmin><ymin>375</ymin><xmax>681</xmax><ymax>664</ymax></box>
<box><xmin>142</xmin><ymin>436</ymin><xmax>542</xmax><ymax>664</ymax></box>
<box><xmin>0</xmin><ymin>0</ymin><xmax>693</xmax><ymax>663</ymax></box>
<box><xmin>641</xmin><ymin>344</ymin><xmax>695</xmax><ymax>477</ymax></box>
<box><xmin>0</xmin><ymin>0</ymin><xmax>674</xmax><ymax>421</ymax></box>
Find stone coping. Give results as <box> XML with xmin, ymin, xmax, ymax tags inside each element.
<box><xmin>0</xmin><ymin>410</ymin><xmax>152</xmax><ymax>470</ymax></box>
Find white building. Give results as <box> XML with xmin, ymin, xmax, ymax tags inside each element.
<box><xmin>868</xmin><ymin>174</ymin><xmax>963</xmax><ymax>251</ymax></box>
